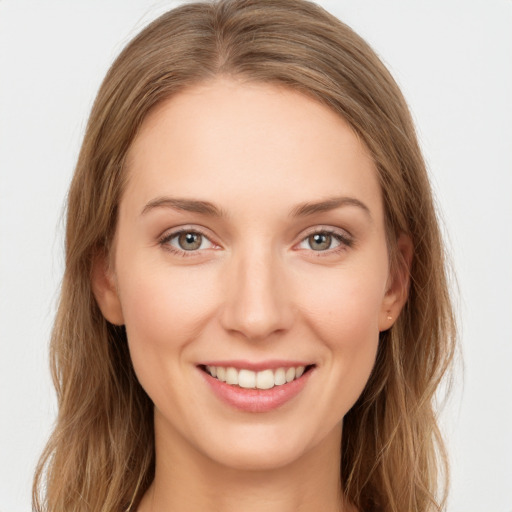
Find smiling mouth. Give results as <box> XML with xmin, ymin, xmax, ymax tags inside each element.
<box><xmin>199</xmin><ymin>364</ymin><xmax>315</xmax><ymax>390</ymax></box>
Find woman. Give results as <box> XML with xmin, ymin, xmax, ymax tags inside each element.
<box><xmin>33</xmin><ymin>1</ymin><xmax>456</xmax><ymax>511</ymax></box>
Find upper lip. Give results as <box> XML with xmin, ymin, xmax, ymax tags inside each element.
<box><xmin>198</xmin><ymin>360</ymin><xmax>314</xmax><ymax>372</ymax></box>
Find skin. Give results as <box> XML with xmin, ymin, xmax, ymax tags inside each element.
<box><xmin>93</xmin><ymin>78</ymin><xmax>410</xmax><ymax>512</ymax></box>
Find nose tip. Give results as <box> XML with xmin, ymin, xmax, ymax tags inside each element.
<box><xmin>220</xmin><ymin>253</ymin><xmax>293</xmax><ymax>341</ymax></box>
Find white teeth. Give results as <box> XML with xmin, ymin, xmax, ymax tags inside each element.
<box><xmin>205</xmin><ymin>365</ymin><xmax>309</xmax><ymax>389</ymax></box>
<box><xmin>256</xmin><ymin>369</ymin><xmax>275</xmax><ymax>390</ymax></box>
<box><xmin>238</xmin><ymin>369</ymin><xmax>256</xmax><ymax>389</ymax></box>
<box><xmin>226</xmin><ymin>367</ymin><xmax>238</xmax><ymax>385</ymax></box>
<box><xmin>274</xmin><ymin>368</ymin><xmax>286</xmax><ymax>386</ymax></box>
<box><xmin>216</xmin><ymin>366</ymin><xmax>226</xmax><ymax>382</ymax></box>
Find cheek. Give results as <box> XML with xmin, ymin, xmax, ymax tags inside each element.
<box><xmin>115</xmin><ymin>258</ymin><xmax>219</xmax><ymax>380</ymax></box>
<box><xmin>295</xmin><ymin>262</ymin><xmax>387</xmax><ymax>399</ymax></box>
<box><xmin>119</xmin><ymin>261</ymin><xmax>215</xmax><ymax>334</ymax></box>
<box><xmin>298</xmin><ymin>263</ymin><xmax>387</xmax><ymax>344</ymax></box>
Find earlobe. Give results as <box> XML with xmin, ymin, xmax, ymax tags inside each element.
<box><xmin>379</xmin><ymin>233</ymin><xmax>413</xmax><ymax>331</ymax></box>
<box><xmin>91</xmin><ymin>251</ymin><xmax>124</xmax><ymax>325</ymax></box>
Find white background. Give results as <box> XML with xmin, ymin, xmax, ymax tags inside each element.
<box><xmin>0</xmin><ymin>1</ymin><xmax>511</xmax><ymax>511</ymax></box>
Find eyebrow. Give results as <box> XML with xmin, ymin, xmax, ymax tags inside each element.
<box><xmin>141</xmin><ymin>197</ymin><xmax>225</xmax><ymax>217</ymax></box>
<box><xmin>290</xmin><ymin>196</ymin><xmax>372</xmax><ymax>219</ymax></box>
<box><xmin>140</xmin><ymin>195</ymin><xmax>371</xmax><ymax>220</ymax></box>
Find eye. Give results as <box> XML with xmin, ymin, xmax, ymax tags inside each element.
<box><xmin>160</xmin><ymin>229</ymin><xmax>216</xmax><ymax>253</ymax></box>
<box><xmin>297</xmin><ymin>229</ymin><xmax>353</xmax><ymax>253</ymax></box>
<box><xmin>305</xmin><ymin>233</ymin><xmax>336</xmax><ymax>251</ymax></box>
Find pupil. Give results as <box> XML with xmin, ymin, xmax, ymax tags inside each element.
<box><xmin>179</xmin><ymin>232</ymin><xmax>202</xmax><ymax>250</ymax></box>
<box><xmin>310</xmin><ymin>233</ymin><xmax>331</xmax><ymax>251</ymax></box>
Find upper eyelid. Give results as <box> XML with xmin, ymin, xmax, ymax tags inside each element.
<box><xmin>159</xmin><ymin>225</ymin><xmax>216</xmax><ymax>241</ymax></box>
<box><xmin>297</xmin><ymin>225</ymin><xmax>353</xmax><ymax>240</ymax></box>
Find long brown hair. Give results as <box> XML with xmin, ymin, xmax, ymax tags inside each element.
<box><xmin>33</xmin><ymin>1</ymin><xmax>456</xmax><ymax>511</ymax></box>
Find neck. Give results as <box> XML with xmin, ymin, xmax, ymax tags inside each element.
<box><xmin>138</xmin><ymin>419</ymin><xmax>354</xmax><ymax>512</ymax></box>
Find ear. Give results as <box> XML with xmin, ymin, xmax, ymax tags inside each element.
<box><xmin>379</xmin><ymin>233</ymin><xmax>413</xmax><ymax>331</ymax></box>
<box><xmin>91</xmin><ymin>250</ymin><xmax>124</xmax><ymax>325</ymax></box>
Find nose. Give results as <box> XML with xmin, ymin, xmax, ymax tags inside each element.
<box><xmin>220</xmin><ymin>246</ymin><xmax>294</xmax><ymax>341</ymax></box>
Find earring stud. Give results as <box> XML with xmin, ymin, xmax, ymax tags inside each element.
<box><xmin>387</xmin><ymin>315</ymin><xmax>392</xmax><ymax>321</ymax></box>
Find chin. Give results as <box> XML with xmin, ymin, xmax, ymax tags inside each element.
<box><xmin>207</xmin><ymin>441</ymin><xmax>309</xmax><ymax>472</ymax></box>
<box><xmin>193</xmin><ymin>420</ymin><xmax>341</xmax><ymax>473</ymax></box>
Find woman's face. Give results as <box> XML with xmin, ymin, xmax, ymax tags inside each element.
<box><xmin>95</xmin><ymin>78</ymin><xmax>406</xmax><ymax>471</ymax></box>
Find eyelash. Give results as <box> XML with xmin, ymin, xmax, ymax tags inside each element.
<box><xmin>158</xmin><ymin>228</ymin><xmax>216</xmax><ymax>257</ymax></box>
<box><xmin>298</xmin><ymin>228</ymin><xmax>354</xmax><ymax>257</ymax></box>
<box><xmin>158</xmin><ymin>227</ymin><xmax>354</xmax><ymax>257</ymax></box>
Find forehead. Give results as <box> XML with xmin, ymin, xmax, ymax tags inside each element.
<box><xmin>123</xmin><ymin>78</ymin><xmax>382</xmax><ymax>220</ymax></box>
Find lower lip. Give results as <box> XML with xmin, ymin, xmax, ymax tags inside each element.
<box><xmin>199</xmin><ymin>367</ymin><xmax>313</xmax><ymax>413</ymax></box>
